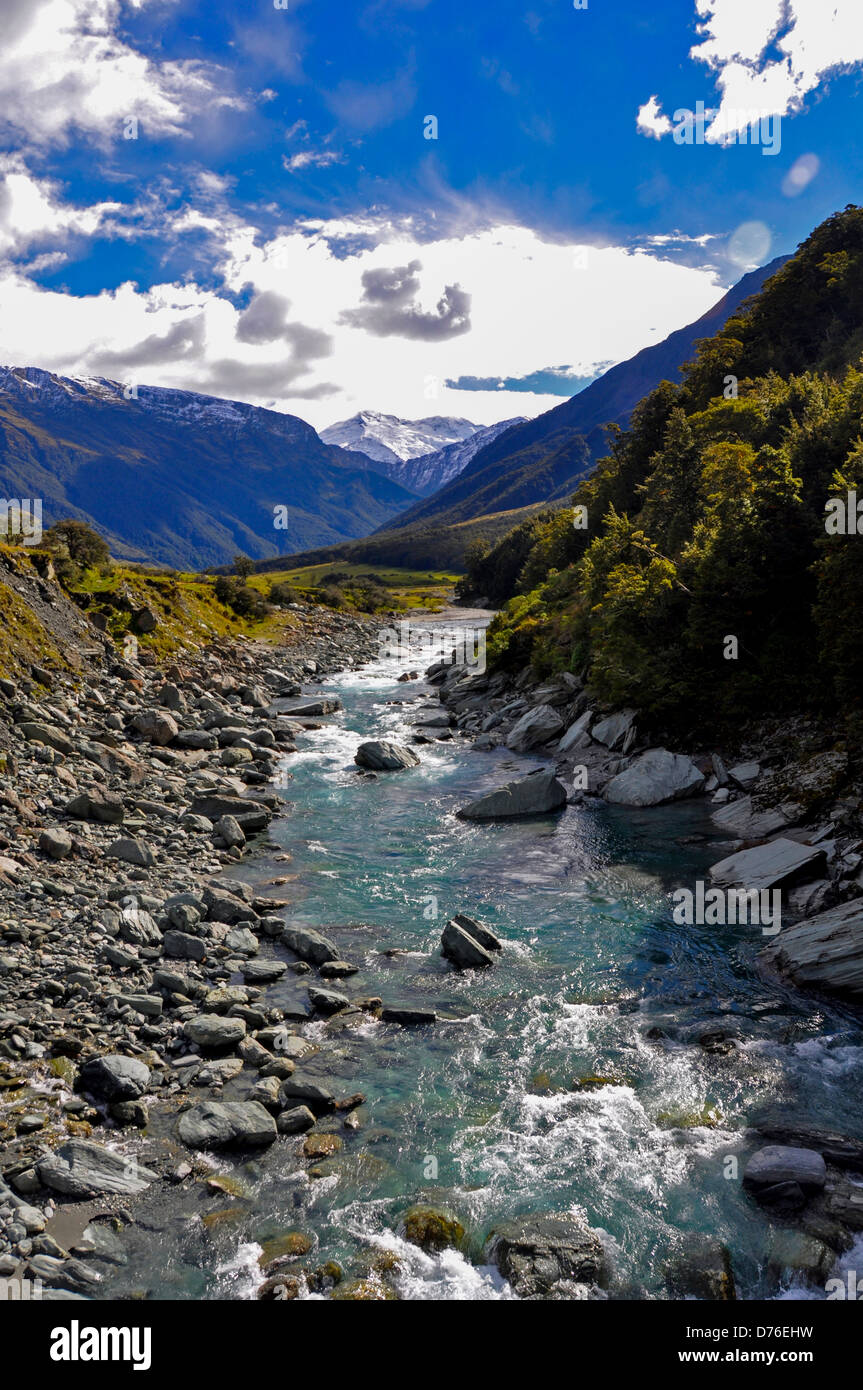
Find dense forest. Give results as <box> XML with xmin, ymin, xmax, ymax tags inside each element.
<box><xmin>459</xmin><ymin>206</ymin><xmax>863</xmax><ymax>735</ymax></box>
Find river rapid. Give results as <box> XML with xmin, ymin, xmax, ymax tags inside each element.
<box><xmin>98</xmin><ymin>626</ymin><xmax>863</xmax><ymax>1301</ymax></box>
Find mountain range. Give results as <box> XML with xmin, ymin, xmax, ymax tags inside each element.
<box><xmin>320</xmin><ymin>411</ymin><xmax>524</xmax><ymax>495</ymax></box>
<box><xmin>0</xmin><ymin>369</ymin><xmax>418</xmax><ymax>570</ymax></box>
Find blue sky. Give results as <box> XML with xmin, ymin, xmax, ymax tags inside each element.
<box><xmin>1</xmin><ymin>0</ymin><xmax>862</xmax><ymax>428</ymax></box>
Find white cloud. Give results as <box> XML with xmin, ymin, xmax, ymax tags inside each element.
<box><xmin>283</xmin><ymin>150</ymin><xmax>343</xmax><ymax>172</ymax></box>
<box><xmin>0</xmin><ymin>215</ymin><xmax>728</xmax><ymax>430</ymax></box>
<box><xmin>0</xmin><ymin>156</ymin><xmax>122</xmax><ymax>257</ymax></box>
<box><xmin>638</xmin><ymin>0</ymin><xmax>863</xmax><ymax>143</ymax></box>
<box><xmin>0</xmin><ymin>0</ymin><xmax>241</xmax><ymax>148</ymax></box>
<box><xmin>636</xmin><ymin>95</ymin><xmax>673</xmax><ymax>139</ymax></box>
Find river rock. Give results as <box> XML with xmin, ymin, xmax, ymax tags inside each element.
<box><xmin>591</xmin><ymin>709</ymin><xmax>637</xmax><ymax>750</ymax></box>
<box><xmin>20</xmin><ymin>722</ymin><xmax>74</xmax><ymax>755</ymax></box>
<box><xmin>184</xmin><ymin>1014</ymin><xmax>246</xmax><ymax>1049</ymax></box>
<box><xmin>557</xmin><ymin>709</ymin><xmax>593</xmax><ymax>753</ymax></box>
<box><xmin>277</xmin><ymin>1105</ymin><xmax>316</xmax><ymax>1135</ymax></box>
<box><xmin>64</xmin><ymin>789</ymin><xmax>125</xmax><ymax>824</ymax></box>
<box><xmin>241</xmin><ymin>959</ymin><xmax>287</xmax><ymax>983</ymax></box>
<box><xmin>105</xmin><ymin>837</ymin><xmax>155</xmax><ymax>869</ymax></box>
<box><xmin>163</xmin><ymin>930</ymin><xmax>207</xmax><ymax>961</ymax></box>
<box><xmin>759</xmin><ymin>897</ymin><xmax>863</xmax><ymax>999</ymax></box>
<box><xmin>441</xmin><ymin>919</ymin><xmax>494</xmax><ymax>969</ymax></box>
<box><xmin>354</xmin><ymin>740</ymin><xmax>420</xmax><ymax>771</ymax></box>
<box><xmin>505</xmin><ymin>704</ymin><xmax>564</xmax><ymax>753</ymax></box>
<box><xmin>743</xmin><ymin>1145</ymin><xmax>826</xmax><ymax>1194</ymax></box>
<box><xmin>282</xmin><ymin>925</ymin><xmax>339</xmax><ymax>966</ymax></box>
<box><xmin>131</xmin><ymin>709</ymin><xmax>179</xmax><ymax>746</ymax></box>
<box><xmin>37</xmin><ymin>1141</ymin><xmax>157</xmax><ymax>1198</ymax></box>
<box><xmin>216</xmin><ymin>814</ymin><xmax>246</xmax><ymax>847</ymax></box>
<box><xmin>710</xmin><ymin>838</ymin><xmax>826</xmax><ymax>893</ymax></box>
<box><xmin>711</xmin><ymin>796</ymin><xmax>792</xmax><ymax>839</ymax></box>
<box><xmin>308</xmin><ymin>985</ymin><xmax>349</xmax><ymax>1014</ymax></box>
<box><xmin>79</xmin><ymin>1054</ymin><xmax>150</xmax><ymax>1103</ymax></box>
<box><xmin>177</xmin><ymin>1101</ymin><xmax>277</xmax><ymax>1149</ymax></box>
<box><xmin>456</xmin><ymin>769</ymin><xmax>567</xmax><ymax>821</ymax></box>
<box><xmin>451</xmin><ymin>913</ymin><xmax>502</xmax><ymax>952</ymax></box>
<box><xmin>39</xmin><ymin>828</ymin><xmax>72</xmax><ymax>860</ymax></box>
<box><xmin>665</xmin><ymin>1237</ymin><xmax>736</xmax><ymax>1301</ymax></box>
<box><xmin>604</xmin><ymin>748</ymin><xmax>705</xmax><ymax>807</ymax></box>
<box><xmin>485</xmin><ymin>1213</ymin><xmax>606</xmax><ymax>1297</ymax></box>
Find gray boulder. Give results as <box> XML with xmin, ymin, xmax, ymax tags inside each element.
<box><xmin>177</xmin><ymin>1101</ymin><xmax>277</xmax><ymax>1149</ymax></box>
<box><xmin>710</xmin><ymin>838</ymin><xmax>826</xmax><ymax>893</ymax></box>
<box><xmin>759</xmin><ymin>897</ymin><xmax>863</xmax><ymax>999</ymax></box>
<box><xmin>282</xmin><ymin>925</ymin><xmax>339</xmax><ymax>966</ymax></box>
<box><xmin>184</xmin><ymin>1014</ymin><xmax>246</xmax><ymax>1049</ymax></box>
<box><xmin>64</xmin><ymin>789</ymin><xmax>125</xmax><ymax>824</ymax></box>
<box><xmin>39</xmin><ymin>829</ymin><xmax>72</xmax><ymax>860</ymax></box>
<box><xmin>79</xmin><ymin>1055</ymin><xmax>150</xmax><ymax>1103</ymax></box>
<box><xmin>604</xmin><ymin>748</ymin><xmax>705</xmax><ymax>807</ymax></box>
<box><xmin>131</xmin><ymin>710</ymin><xmax>178</xmax><ymax>746</ymax></box>
<box><xmin>486</xmin><ymin>1214</ymin><xmax>606</xmax><ymax>1297</ymax></box>
<box><xmin>105</xmin><ymin>838</ymin><xmax>155</xmax><ymax>869</ymax></box>
<box><xmin>37</xmin><ymin>1141</ymin><xmax>157</xmax><ymax>1198</ymax></box>
<box><xmin>557</xmin><ymin>709</ymin><xmax>593</xmax><ymax>753</ymax></box>
<box><xmin>354</xmin><ymin>740</ymin><xmax>420</xmax><ymax>771</ymax></box>
<box><xmin>215</xmin><ymin>814</ymin><xmax>246</xmax><ymax>847</ymax></box>
<box><xmin>163</xmin><ymin>930</ymin><xmax>206</xmax><ymax>961</ymax></box>
<box><xmin>743</xmin><ymin>1145</ymin><xmax>826</xmax><ymax>1193</ymax></box>
<box><xmin>456</xmin><ymin>769</ymin><xmax>568</xmax><ymax>821</ymax></box>
<box><xmin>277</xmin><ymin>1105</ymin><xmax>316</xmax><ymax>1135</ymax></box>
<box><xmin>441</xmin><ymin>919</ymin><xmax>494</xmax><ymax>969</ymax></box>
<box><xmin>451</xmin><ymin>913</ymin><xmax>503</xmax><ymax>952</ymax></box>
<box><xmin>505</xmin><ymin>704</ymin><xmax>564</xmax><ymax>753</ymax></box>
<box><xmin>712</xmin><ymin>796</ymin><xmax>791</xmax><ymax>839</ymax></box>
<box><xmin>591</xmin><ymin>709</ymin><xmax>637</xmax><ymax>750</ymax></box>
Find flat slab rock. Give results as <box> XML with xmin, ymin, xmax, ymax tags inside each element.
<box><xmin>710</xmin><ymin>837</ymin><xmax>826</xmax><ymax>893</ymax></box>
<box><xmin>712</xmin><ymin>795</ymin><xmax>792</xmax><ymax>839</ymax></box>
<box><xmin>456</xmin><ymin>769</ymin><xmax>567</xmax><ymax>821</ymax></box>
<box><xmin>37</xmin><ymin>1141</ymin><xmax>158</xmax><ymax>1198</ymax></box>
<box><xmin>604</xmin><ymin>748</ymin><xmax>705</xmax><ymax>807</ymax></box>
<box><xmin>177</xmin><ymin>1101</ymin><xmax>277</xmax><ymax>1149</ymax></box>
<box><xmin>743</xmin><ymin>1145</ymin><xmax>827</xmax><ymax>1192</ymax></box>
<box><xmin>759</xmin><ymin>896</ymin><xmax>863</xmax><ymax>999</ymax></box>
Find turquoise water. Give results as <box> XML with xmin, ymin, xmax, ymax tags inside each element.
<box><xmin>99</xmin><ymin>646</ymin><xmax>863</xmax><ymax>1299</ymax></box>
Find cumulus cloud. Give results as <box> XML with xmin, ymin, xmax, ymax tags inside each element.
<box><xmin>0</xmin><ymin>0</ymin><xmax>241</xmax><ymax>149</ymax></box>
<box><xmin>0</xmin><ymin>217</ymin><xmax>729</xmax><ymax>430</ymax></box>
<box><xmin>636</xmin><ymin>95</ymin><xmax>673</xmax><ymax>139</ymax></box>
<box><xmin>0</xmin><ymin>157</ymin><xmax>122</xmax><ymax>257</ymax></box>
<box><xmin>341</xmin><ymin>259</ymin><xmax>472</xmax><ymax>340</ymax></box>
<box><xmin>637</xmin><ymin>0</ymin><xmax>863</xmax><ymax>144</ymax></box>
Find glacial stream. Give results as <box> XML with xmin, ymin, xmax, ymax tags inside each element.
<box><xmin>97</xmin><ymin>633</ymin><xmax>863</xmax><ymax>1300</ymax></box>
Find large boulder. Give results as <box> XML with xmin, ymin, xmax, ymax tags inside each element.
<box><xmin>441</xmin><ymin>919</ymin><xmax>494</xmax><ymax>969</ymax></box>
<box><xmin>184</xmin><ymin>1015</ymin><xmax>246</xmax><ymax>1049</ymax></box>
<box><xmin>557</xmin><ymin>709</ymin><xmax>593</xmax><ymax>753</ymax></box>
<box><xmin>709</xmin><ymin>838</ymin><xmax>826</xmax><ymax>893</ymax></box>
<box><xmin>451</xmin><ymin>913</ymin><xmax>502</xmax><ymax>953</ymax></box>
<box><xmin>743</xmin><ymin>1145</ymin><xmax>826</xmax><ymax>1194</ymax></box>
<box><xmin>177</xmin><ymin>1101</ymin><xmax>277</xmax><ymax>1149</ymax></box>
<box><xmin>188</xmin><ymin>795</ymin><xmax>272</xmax><ymax>825</ymax></box>
<box><xmin>456</xmin><ymin>769</ymin><xmax>567</xmax><ymax>821</ymax></box>
<box><xmin>711</xmin><ymin>796</ymin><xmax>791</xmax><ymax>839</ymax></box>
<box><xmin>64</xmin><ymin>789</ymin><xmax>125</xmax><ymax>824</ymax></box>
<box><xmin>105</xmin><ymin>837</ymin><xmax>155</xmax><ymax>869</ymax></box>
<box><xmin>485</xmin><ymin>1214</ymin><xmax>606</xmax><ymax>1297</ymax></box>
<box><xmin>37</xmin><ymin>1141</ymin><xmax>157</xmax><ymax>1198</ymax></box>
<box><xmin>78</xmin><ymin>1055</ymin><xmax>150</xmax><ymax>1103</ymax></box>
<box><xmin>759</xmin><ymin>897</ymin><xmax>863</xmax><ymax>999</ymax></box>
<box><xmin>604</xmin><ymin>748</ymin><xmax>705</xmax><ymax>807</ymax></box>
<box><xmin>131</xmin><ymin>710</ymin><xmax>178</xmax><ymax>746</ymax></box>
<box><xmin>505</xmin><ymin>704</ymin><xmax>564</xmax><ymax>753</ymax></box>
<box><xmin>39</xmin><ymin>829</ymin><xmax>72</xmax><ymax>860</ymax></box>
<box><xmin>354</xmin><ymin>740</ymin><xmax>420</xmax><ymax>771</ymax></box>
<box><xmin>590</xmin><ymin>709</ymin><xmax>637</xmax><ymax>750</ymax></box>
<box><xmin>282</xmin><ymin>925</ymin><xmax>339</xmax><ymax>966</ymax></box>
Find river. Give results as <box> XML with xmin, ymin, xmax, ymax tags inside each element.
<box><xmin>97</xmin><ymin>627</ymin><xmax>863</xmax><ymax>1300</ymax></box>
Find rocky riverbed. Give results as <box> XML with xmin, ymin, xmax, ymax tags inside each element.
<box><xmin>3</xmin><ymin>607</ymin><xmax>863</xmax><ymax>1303</ymax></box>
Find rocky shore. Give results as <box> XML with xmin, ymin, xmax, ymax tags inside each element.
<box><xmin>424</xmin><ymin>651</ymin><xmax>863</xmax><ymax>1294</ymax></box>
<box><xmin>0</xmin><ymin>604</ymin><xmax>401</xmax><ymax>1299</ymax></box>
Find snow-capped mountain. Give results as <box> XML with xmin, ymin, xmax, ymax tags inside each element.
<box><xmin>403</xmin><ymin>417</ymin><xmax>526</xmax><ymax>495</ymax></box>
<box><xmin>320</xmin><ymin>409</ymin><xmax>523</xmax><ymax>495</ymax></box>
<box><xmin>0</xmin><ymin>367</ymin><xmax>418</xmax><ymax>569</ymax></box>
